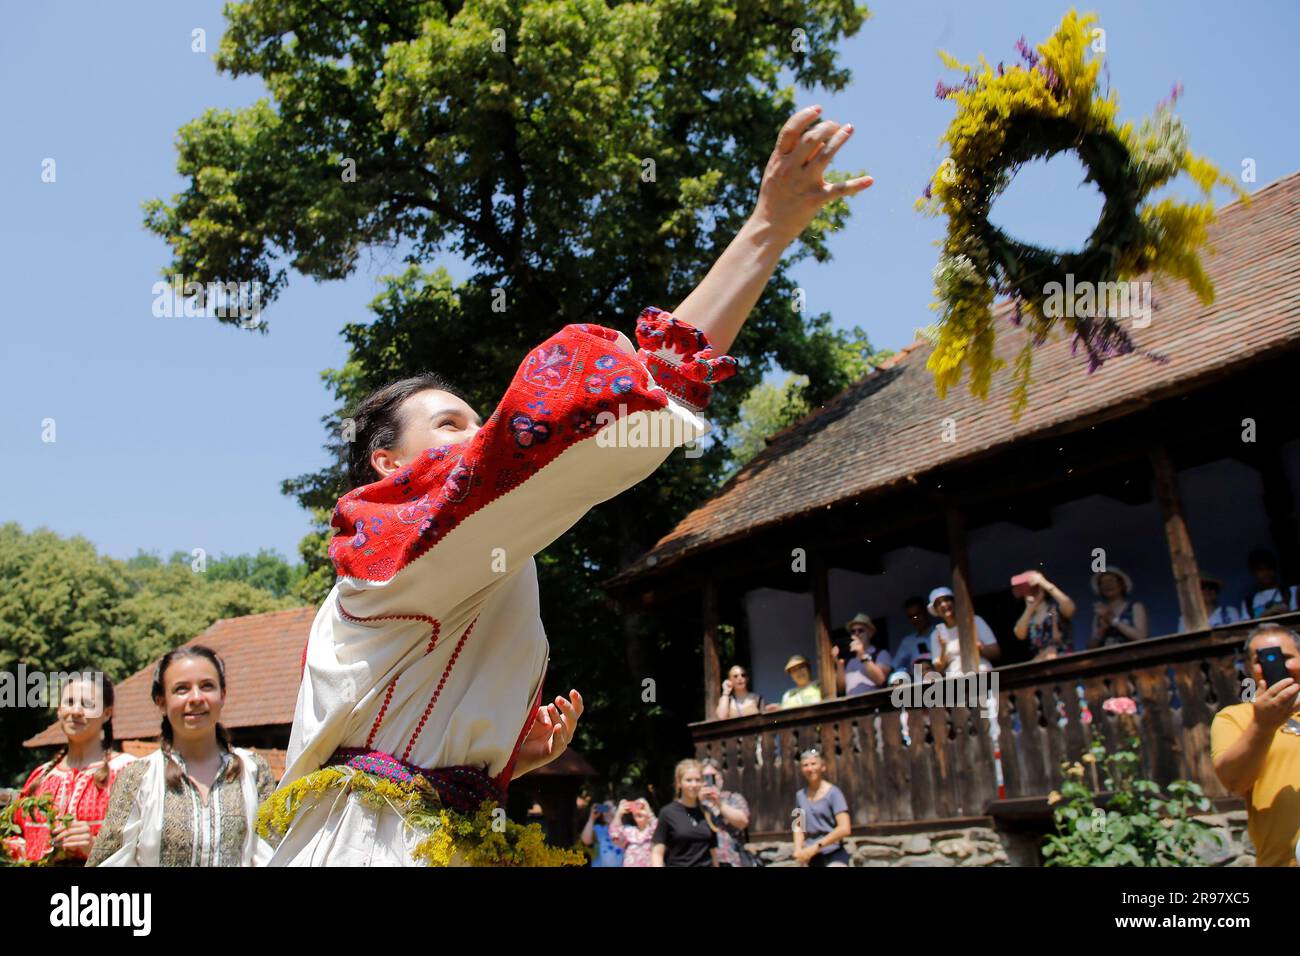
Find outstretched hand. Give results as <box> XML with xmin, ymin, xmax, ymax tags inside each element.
<box><xmin>752</xmin><ymin>105</ymin><xmax>874</xmax><ymax>245</ymax></box>
<box><xmin>514</xmin><ymin>690</ymin><xmax>584</xmax><ymax>778</ymax></box>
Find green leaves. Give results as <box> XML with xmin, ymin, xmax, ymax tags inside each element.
<box><xmin>152</xmin><ymin>0</ymin><xmax>876</xmax><ymax>793</ymax></box>
<box><xmin>0</xmin><ymin>524</ymin><xmax>302</xmax><ymax>786</ymax></box>
<box><xmin>1042</xmin><ymin>735</ymin><xmax>1217</xmax><ymax>867</ymax></box>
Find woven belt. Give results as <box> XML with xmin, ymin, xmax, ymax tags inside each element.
<box><xmin>325</xmin><ymin>748</ymin><xmax>503</xmax><ymax>815</ymax></box>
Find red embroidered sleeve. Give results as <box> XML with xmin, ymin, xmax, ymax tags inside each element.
<box><xmin>635</xmin><ymin>307</ymin><xmax>738</xmax><ymax>413</ymax></box>
<box><xmin>328</xmin><ymin>311</ymin><xmax>735</xmax><ymax>583</ymax></box>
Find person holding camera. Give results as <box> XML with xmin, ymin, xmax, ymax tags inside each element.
<box><xmin>715</xmin><ymin>665</ymin><xmax>764</xmax><ymax>720</ymax></box>
<box><xmin>1012</xmin><ymin>571</ymin><xmax>1076</xmax><ymax>660</ymax></box>
<box><xmin>607</xmin><ymin>796</ymin><xmax>657</xmax><ymax>867</ymax></box>
<box><xmin>699</xmin><ymin>758</ymin><xmax>754</xmax><ymax>866</ymax></box>
<box><xmin>580</xmin><ymin>796</ymin><xmax>625</xmax><ymax>868</ymax></box>
<box><xmin>1212</xmin><ymin>623</ymin><xmax>1300</xmax><ymax>866</ymax></box>
<box><xmin>833</xmin><ymin>613</ymin><xmax>891</xmax><ymax>696</ymax></box>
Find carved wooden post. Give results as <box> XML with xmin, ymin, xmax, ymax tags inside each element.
<box><xmin>1150</xmin><ymin>445</ymin><xmax>1207</xmax><ymax>631</ymax></box>
<box><xmin>702</xmin><ymin>580</ymin><xmax>721</xmax><ymax>720</ymax></box>
<box><xmin>945</xmin><ymin>505</ymin><xmax>980</xmax><ymax>671</ymax></box>
<box><xmin>812</xmin><ymin>555</ymin><xmax>838</xmax><ymax>700</ymax></box>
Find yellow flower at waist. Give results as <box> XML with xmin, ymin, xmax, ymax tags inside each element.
<box><xmin>257</xmin><ymin>765</ymin><xmax>584</xmax><ymax>868</ymax></box>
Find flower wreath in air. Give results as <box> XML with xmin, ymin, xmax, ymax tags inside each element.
<box><xmin>915</xmin><ymin>10</ymin><xmax>1246</xmax><ymax>415</ymax></box>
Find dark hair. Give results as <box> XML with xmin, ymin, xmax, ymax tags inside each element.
<box><xmin>903</xmin><ymin>595</ymin><xmax>927</xmax><ymax>611</ymax></box>
<box><xmin>1245</xmin><ymin>622</ymin><xmax>1300</xmax><ymax>659</ymax></box>
<box><xmin>1247</xmin><ymin>549</ymin><xmax>1279</xmax><ymax>572</ymax></box>
<box><xmin>151</xmin><ymin>645</ymin><xmax>241</xmax><ymax>790</ymax></box>
<box><xmin>345</xmin><ymin>373</ymin><xmax>467</xmax><ymax>489</ymax></box>
<box><xmin>32</xmin><ymin>674</ymin><xmax>118</xmax><ymax>791</ymax></box>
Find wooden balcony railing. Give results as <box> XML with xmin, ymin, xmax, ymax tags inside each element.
<box><xmin>691</xmin><ymin>614</ymin><xmax>1297</xmax><ymax>839</ymax></box>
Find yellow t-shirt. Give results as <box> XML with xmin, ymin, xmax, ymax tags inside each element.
<box><xmin>1210</xmin><ymin>703</ymin><xmax>1300</xmax><ymax>867</ymax></box>
<box><xmin>781</xmin><ymin>683</ymin><xmax>822</xmax><ymax>709</ymax></box>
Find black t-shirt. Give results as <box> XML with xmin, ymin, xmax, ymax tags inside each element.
<box><xmin>653</xmin><ymin>800</ymin><xmax>717</xmax><ymax>867</ymax></box>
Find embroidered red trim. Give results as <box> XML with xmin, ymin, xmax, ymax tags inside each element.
<box><xmin>495</xmin><ymin>660</ymin><xmax>548</xmax><ymax>793</ymax></box>
<box><xmin>402</xmin><ymin>616</ymin><xmax>479</xmax><ymax>762</ymax></box>
<box><xmin>335</xmin><ymin>602</ymin><xmax>442</xmax><ymax>749</ymax></box>
<box><xmin>328</xmin><ymin>313</ymin><xmax>733</xmax><ymax>584</ymax></box>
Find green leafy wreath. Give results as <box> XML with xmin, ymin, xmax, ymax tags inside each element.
<box><xmin>916</xmin><ymin>10</ymin><xmax>1246</xmax><ymax>415</ymax></box>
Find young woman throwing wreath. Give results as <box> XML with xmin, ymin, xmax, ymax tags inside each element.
<box><xmin>261</xmin><ymin>106</ymin><xmax>874</xmax><ymax>866</ymax></box>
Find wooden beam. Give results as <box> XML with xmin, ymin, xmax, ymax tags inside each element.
<box><xmin>944</xmin><ymin>505</ymin><xmax>980</xmax><ymax>672</ymax></box>
<box><xmin>811</xmin><ymin>555</ymin><xmax>838</xmax><ymax>701</ymax></box>
<box><xmin>701</xmin><ymin>580</ymin><xmax>721</xmax><ymax>722</ymax></box>
<box><xmin>1150</xmin><ymin>445</ymin><xmax>1207</xmax><ymax>631</ymax></box>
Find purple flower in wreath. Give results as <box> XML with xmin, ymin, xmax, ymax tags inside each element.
<box><xmin>594</xmin><ymin>354</ymin><xmax>616</xmax><ymax>370</ymax></box>
<box><xmin>510</xmin><ymin>413</ymin><xmax>551</xmax><ymax>448</ymax></box>
<box><xmin>610</xmin><ymin>374</ymin><xmax>634</xmax><ymax>395</ymax></box>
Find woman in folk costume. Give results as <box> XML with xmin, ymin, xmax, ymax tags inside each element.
<box><xmin>3</xmin><ymin>675</ymin><xmax>135</xmax><ymax>865</ymax></box>
<box><xmin>88</xmin><ymin>646</ymin><xmax>275</xmax><ymax>866</ymax></box>
<box><xmin>260</xmin><ymin>106</ymin><xmax>874</xmax><ymax>866</ymax></box>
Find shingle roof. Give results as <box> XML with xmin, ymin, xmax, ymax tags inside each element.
<box><xmin>617</xmin><ymin>171</ymin><xmax>1300</xmax><ymax>583</ymax></box>
<box><xmin>24</xmin><ymin>607</ymin><xmax>316</xmax><ymax>748</ymax></box>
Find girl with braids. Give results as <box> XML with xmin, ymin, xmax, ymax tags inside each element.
<box><xmin>264</xmin><ymin>106</ymin><xmax>873</xmax><ymax>866</ymax></box>
<box><xmin>88</xmin><ymin>646</ymin><xmax>274</xmax><ymax>866</ymax></box>
<box><xmin>4</xmin><ymin>675</ymin><xmax>134</xmax><ymax>865</ymax></box>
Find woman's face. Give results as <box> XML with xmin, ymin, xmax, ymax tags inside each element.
<box><xmin>57</xmin><ymin>679</ymin><xmax>109</xmax><ymax>747</ymax></box>
<box><xmin>679</xmin><ymin>768</ymin><xmax>702</xmax><ymax>801</ymax></box>
<box><xmin>157</xmin><ymin>657</ymin><xmax>225</xmax><ymax>743</ymax></box>
<box><xmin>1099</xmin><ymin>573</ymin><xmax>1124</xmax><ymax>599</ymax></box>
<box><xmin>728</xmin><ymin>667</ymin><xmax>748</xmax><ymax>692</ymax></box>
<box><xmin>373</xmin><ymin>389</ymin><xmax>483</xmax><ymax>477</ymax></box>
<box><xmin>789</xmin><ymin>664</ymin><xmax>812</xmax><ymax>687</ymax></box>
<box><xmin>934</xmin><ymin>595</ymin><xmax>956</xmax><ymax>622</ymax></box>
<box><xmin>800</xmin><ymin>754</ymin><xmax>825</xmax><ymax>783</ymax></box>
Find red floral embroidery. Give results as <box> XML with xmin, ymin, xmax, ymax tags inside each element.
<box><xmin>635</xmin><ymin>307</ymin><xmax>739</xmax><ymax>411</ymax></box>
<box><xmin>328</xmin><ymin>313</ymin><xmax>733</xmax><ymax>583</ymax></box>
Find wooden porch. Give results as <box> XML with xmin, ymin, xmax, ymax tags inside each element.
<box><xmin>691</xmin><ymin>614</ymin><xmax>1298</xmax><ymax>840</ymax></box>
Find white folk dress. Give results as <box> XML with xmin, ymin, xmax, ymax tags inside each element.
<box><xmin>268</xmin><ymin>309</ymin><xmax>736</xmax><ymax>866</ymax></box>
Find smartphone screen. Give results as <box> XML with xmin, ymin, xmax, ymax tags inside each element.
<box><xmin>1258</xmin><ymin>646</ymin><xmax>1291</xmax><ymax>688</ymax></box>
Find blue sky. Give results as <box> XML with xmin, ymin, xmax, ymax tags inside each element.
<box><xmin>2</xmin><ymin>0</ymin><xmax>1296</xmax><ymax>564</ymax></box>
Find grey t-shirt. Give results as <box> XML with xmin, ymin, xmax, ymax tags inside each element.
<box><xmin>845</xmin><ymin>649</ymin><xmax>892</xmax><ymax>695</ymax></box>
<box><xmin>795</xmin><ymin>783</ymin><xmax>849</xmax><ymax>854</ymax></box>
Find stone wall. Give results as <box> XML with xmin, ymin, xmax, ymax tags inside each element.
<box><xmin>749</xmin><ymin>825</ymin><xmax>1020</xmax><ymax>867</ymax></box>
<box><xmin>1192</xmin><ymin>810</ymin><xmax>1255</xmax><ymax>866</ymax></box>
<box><xmin>747</xmin><ymin>810</ymin><xmax>1256</xmax><ymax>866</ymax></box>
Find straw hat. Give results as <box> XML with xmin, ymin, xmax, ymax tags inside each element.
<box><xmin>1090</xmin><ymin>566</ymin><xmax>1134</xmax><ymax>596</ymax></box>
<box><xmin>783</xmin><ymin>655</ymin><xmax>811</xmax><ymax>674</ymax></box>
<box><xmin>844</xmin><ymin>612</ymin><xmax>875</xmax><ymax>631</ymax></box>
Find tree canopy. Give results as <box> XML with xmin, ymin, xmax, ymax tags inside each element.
<box><xmin>145</xmin><ymin>0</ymin><xmax>880</xmax><ymax>794</ymax></box>
<box><xmin>0</xmin><ymin>524</ymin><xmax>302</xmax><ymax>785</ymax></box>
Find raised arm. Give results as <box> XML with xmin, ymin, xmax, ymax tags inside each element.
<box><xmin>671</xmin><ymin>106</ymin><xmax>873</xmax><ymax>353</ymax></box>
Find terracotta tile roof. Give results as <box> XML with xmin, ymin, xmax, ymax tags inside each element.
<box><xmin>618</xmin><ymin>172</ymin><xmax>1300</xmax><ymax>583</ymax></box>
<box><xmin>24</xmin><ymin>607</ymin><xmax>316</xmax><ymax>748</ymax></box>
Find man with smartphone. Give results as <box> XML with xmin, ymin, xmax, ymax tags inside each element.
<box><xmin>1211</xmin><ymin>622</ymin><xmax>1300</xmax><ymax>866</ymax></box>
